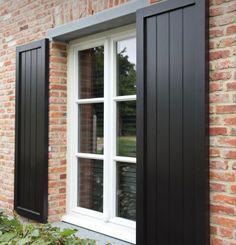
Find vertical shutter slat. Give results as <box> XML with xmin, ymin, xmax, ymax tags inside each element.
<box><xmin>156</xmin><ymin>12</ymin><xmax>170</xmax><ymax>244</ymax></box>
<box><xmin>15</xmin><ymin>39</ymin><xmax>49</xmax><ymax>223</ymax></box>
<box><xmin>146</xmin><ymin>16</ymin><xmax>157</xmax><ymax>244</ymax></box>
<box><xmin>169</xmin><ymin>9</ymin><xmax>183</xmax><ymax>244</ymax></box>
<box><xmin>183</xmin><ymin>5</ymin><xmax>195</xmax><ymax>244</ymax></box>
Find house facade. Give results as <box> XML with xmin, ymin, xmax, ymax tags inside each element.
<box><xmin>0</xmin><ymin>0</ymin><xmax>235</xmax><ymax>244</ymax></box>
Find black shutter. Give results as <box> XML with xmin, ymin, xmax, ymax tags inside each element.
<box><xmin>15</xmin><ymin>39</ymin><xmax>49</xmax><ymax>223</ymax></box>
<box><xmin>136</xmin><ymin>0</ymin><xmax>208</xmax><ymax>244</ymax></box>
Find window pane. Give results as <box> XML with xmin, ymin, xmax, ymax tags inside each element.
<box><xmin>117</xmin><ymin>101</ymin><xmax>136</xmax><ymax>157</ymax></box>
<box><xmin>117</xmin><ymin>162</ymin><xmax>136</xmax><ymax>221</ymax></box>
<box><xmin>117</xmin><ymin>38</ymin><xmax>136</xmax><ymax>96</ymax></box>
<box><xmin>79</xmin><ymin>103</ymin><xmax>103</xmax><ymax>154</ymax></box>
<box><xmin>79</xmin><ymin>46</ymin><xmax>104</xmax><ymax>99</ymax></box>
<box><xmin>78</xmin><ymin>158</ymin><xmax>103</xmax><ymax>212</ymax></box>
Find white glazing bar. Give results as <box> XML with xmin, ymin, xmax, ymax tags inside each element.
<box><xmin>76</xmin><ymin>98</ymin><xmax>104</xmax><ymax>104</ymax></box>
<box><xmin>113</xmin><ymin>95</ymin><xmax>136</xmax><ymax>101</ymax></box>
<box><xmin>103</xmin><ymin>38</ymin><xmax>111</xmax><ymax>222</ymax></box>
<box><xmin>113</xmin><ymin>156</ymin><xmax>136</xmax><ymax>163</ymax></box>
<box><xmin>110</xmin><ymin>37</ymin><xmax>118</xmax><ymax>220</ymax></box>
<box><xmin>75</xmin><ymin>152</ymin><xmax>104</xmax><ymax>160</ymax></box>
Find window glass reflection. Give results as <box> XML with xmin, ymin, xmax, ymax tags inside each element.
<box><xmin>117</xmin><ymin>38</ymin><xmax>136</xmax><ymax>96</ymax></box>
<box><xmin>78</xmin><ymin>158</ymin><xmax>103</xmax><ymax>212</ymax></box>
<box><xmin>79</xmin><ymin>103</ymin><xmax>104</xmax><ymax>154</ymax></box>
<box><xmin>79</xmin><ymin>46</ymin><xmax>104</xmax><ymax>99</ymax></box>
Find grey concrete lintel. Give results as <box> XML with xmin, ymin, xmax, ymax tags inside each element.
<box><xmin>47</xmin><ymin>0</ymin><xmax>149</xmax><ymax>42</ymax></box>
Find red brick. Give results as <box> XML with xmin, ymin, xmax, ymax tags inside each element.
<box><xmin>211</xmin><ymin>236</ymin><xmax>223</xmax><ymax>245</ymax></box>
<box><xmin>210</xmin><ymin>28</ymin><xmax>224</xmax><ymax>37</ymax></box>
<box><xmin>215</xmin><ymin>0</ymin><xmax>232</xmax><ymax>5</ymax></box>
<box><xmin>210</xmin><ymin>127</ymin><xmax>227</xmax><ymax>135</ymax></box>
<box><xmin>210</xmin><ymin>148</ymin><xmax>221</xmax><ymax>157</ymax></box>
<box><xmin>226</xmin><ymin>2</ymin><xmax>236</xmax><ymax>13</ymax></box>
<box><xmin>210</xmin><ymin>13</ymin><xmax>235</xmax><ymax>27</ymax></box>
<box><xmin>218</xmin><ymin>137</ymin><xmax>236</xmax><ymax>147</ymax></box>
<box><xmin>224</xmin><ymin>116</ymin><xmax>236</xmax><ymax>125</ymax></box>
<box><xmin>230</xmin><ymin>128</ymin><xmax>236</xmax><ymax>135</ymax></box>
<box><xmin>210</xmin><ymin>182</ymin><xmax>227</xmax><ymax>192</ymax></box>
<box><xmin>223</xmin><ymin>150</ymin><xmax>236</xmax><ymax>159</ymax></box>
<box><xmin>210</xmin><ymin>116</ymin><xmax>221</xmax><ymax>125</ymax></box>
<box><xmin>215</xmin><ymin>59</ymin><xmax>236</xmax><ymax>69</ymax></box>
<box><xmin>210</xmin><ymin>171</ymin><xmax>235</xmax><ymax>181</ymax></box>
<box><xmin>226</xmin><ymin>25</ymin><xmax>236</xmax><ymax>34</ymax></box>
<box><xmin>226</xmin><ymin>82</ymin><xmax>236</xmax><ymax>91</ymax></box>
<box><xmin>210</xmin><ymin>93</ymin><xmax>230</xmax><ymax>103</ymax></box>
<box><xmin>210</xmin><ymin>204</ymin><xmax>235</xmax><ymax>215</ymax></box>
<box><xmin>219</xmin><ymin>227</ymin><xmax>233</xmax><ymax>238</ymax></box>
<box><xmin>210</xmin><ymin>6</ymin><xmax>225</xmax><ymax>16</ymax></box>
<box><xmin>230</xmin><ymin>185</ymin><xmax>236</xmax><ymax>194</ymax></box>
<box><xmin>210</xmin><ymin>225</ymin><xmax>217</xmax><ymax>235</ymax></box>
<box><xmin>210</xmin><ymin>71</ymin><xmax>232</xmax><ymax>81</ymax></box>
<box><xmin>212</xmin><ymin>194</ymin><xmax>236</xmax><ymax>205</ymax></box>
<box><xmin>210</xmin><ymin>50</ymin><xmax>230</xmax><ymax>60</ymax></box>
<box><xmin>217</xmin><ymin>37</ymin><xmax>236</xmax><ymax>48</ymax></box>
<box><xmin>210</xmin><ymin>160</ymin><xmax>228</xmax><ymax>170</ymax></box>
<box><xmin>216</xmin><ymin>105</ymin><xmax>236</xmax><ymax>114</ymax></box>
<box><xmin>210</xmin><ymin>82</ymin><xmax>224</xmax><ymax>92</ymax></box>
<box><xmin>211</xmin><ymin>215</ymin><xmax>236</xmax><ymax>228</ymax></box>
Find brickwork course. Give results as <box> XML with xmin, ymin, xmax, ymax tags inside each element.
<box><xmin>0</xmin><ymin>0</ymin><xmax>235</xmax><ymax>244</ymax></box>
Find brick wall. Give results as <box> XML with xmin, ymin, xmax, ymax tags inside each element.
<box><xmin>209</xmin><ymin>0</ymin><xmax>236</xmax><ymax>244</ymax></box>
<box><xmin>0</xmin><ymin>0</ymin><xmax>235</xmax><ymax>244</ymax></box>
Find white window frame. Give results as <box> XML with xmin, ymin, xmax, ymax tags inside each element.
<box><xmin>66</xmin><ymin>25</ymin><xmax>136</xmax><ymax>243</ymax></box>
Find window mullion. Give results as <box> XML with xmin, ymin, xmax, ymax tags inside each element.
<box><xmin>110</xmin><ymin>38</ymin><xmax>117</xmax><ymax>220</ymax></box>
<box><xmin>103</xmin><ymin>39</ymin><xmax>111</xmax><ymax>221</ymax></box>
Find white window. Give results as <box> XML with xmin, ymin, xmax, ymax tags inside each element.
<box><xmin>66</xmin><ymin>26</ymin><xmax>136</xmax><ymax>243</ymax></box>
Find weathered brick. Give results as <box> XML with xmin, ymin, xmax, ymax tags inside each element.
<box><xmin>210</xmin><ymin>127</ymin><xmax>228</xmax><ymax>135</ymax></box>
<box><xmin>211</xmin><ymin>215</ymin><xmax>236</xmax><ymax>229</ymax></box>
<box><xmin>224</xmin><ymin>116</ymin><xmax>236</xmax><ymax>125</ymax></box>
<box><xmin>210</xmin><ymin>204</ymin><xmax>235</xmax><ymax>215</ymax></box>
<box><xmin>210</xmin><ymin>82</ymin><xmax>224</xmax><ymax>92</ymax></box>
<box><xmin>223</xmin><ymin>150</ymin><xmax>236</xmax><ymax>159</ymax></box>
<box><xmin>212</xmin><ymin>194</ymin><xmax>236</xmax><ymax>205</ymax></box>
<box><xmin>215</xmin><ymin>105</ymin><xmax>236</xmax><ymax>114</ymax></box>
<box><xmin>210</xmin><ymin>71</ymin><xmax>232</xmax><ymax>81</ymax></box>
<box><xmin>226</xmin><ymin>82</ymin><xmax>236</xmax><ymax>91</ymax></box>
<box><xmin>210</xmin><ymin>171</ymin><xmax>235</xmax><ymax>182</ymax></box>
<box><xmin>210</xmin><ymin>160</ymin><xmax>229</xmax><ymax>170</ymax></box>
<box><xmin>210</xmin><ymin>6</ymin><xmax>225</xmax><ymax>17</ymax></box>
<box><xmin>226</xmin><ymin>25</ymin><xmax>236</xmax><ymax>34</ymax></box>
<box><xmin>219</xmin><ymin>227</ymin><xmax>234</xmax><ymax>238</ymax></box>
<box><xmin>217</xmin><ymin>137</ymin><xmax>236</xmax><ymax>147</ymax></box>
<box><xmin>210</xmin><ymin>182</ymin><xmax>227</xmax><ymax>192</ymax></box>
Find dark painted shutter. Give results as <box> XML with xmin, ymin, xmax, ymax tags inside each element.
<box><xmin>136</xmin><ymin>1</ymin><xmax>208</xmax><ymax>244</ymax></box>
<box><xmin>15</xmin><ymin>39</ymin><xmax>49</xmax><ymax>223</ymax></box>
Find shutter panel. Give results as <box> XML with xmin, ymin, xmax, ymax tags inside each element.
<box><xmin>136</xmin><ymin>1</ymin><xmax>208</xmax><ymax>244</ymax></box>
<box><xmin>15</xmin><ymin>39</ymin><xmax>49</xmax><ymax>223</ymax></box>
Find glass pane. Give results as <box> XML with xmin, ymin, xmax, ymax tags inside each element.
<box><xmin>117</xmin><ymin>162</ymin><xmax>136</xmax><ymax>220</ymax></box>
<box><xmin>77</xmin><ymin>158</ymin><xmax>103</xmax><ymax>212</ymax></box>
<box><xmin>79</xmin><ymin>46</ymin><xmax>104</xmax><ymax>99</ymax></box>
<box><xmin>79</xmin><ymin>103</ymin><xmax>103</xmax><ymax>154</ymax></box>
<box><xmin>117</xmin><ymin>38</ymin><xmax>136</xmax><ymax>96</ymax></box>
<box><xmin>117</xmin><ymin>101</ymin><xmax>136</xmax><ymax>157</ymax></box>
